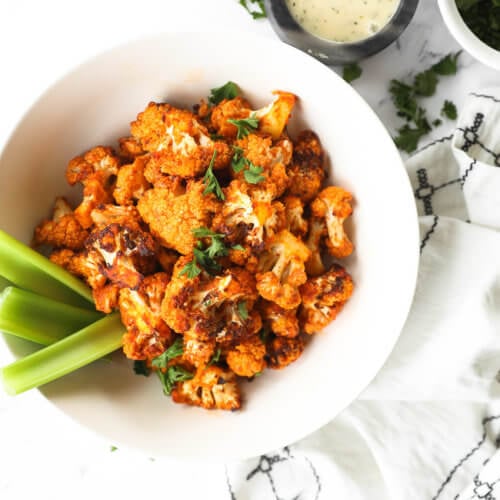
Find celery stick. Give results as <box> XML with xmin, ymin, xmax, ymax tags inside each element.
<box><xmin>0</xmin><ymin>276</ymin><xmax>11</xmax><ymax>292</ymax></box>
<box><xmin>0</xmin><ymin>229</ymin><xmax>93</xmax><ymax>308</ymax></box>
<box><xmin>0</xmin><ymin>287</ymin><xmax>103</xmax><ymax>345</ymax></box>
<box><xmin>1</xmin><ymin>313</ymin><xmax>124</xmax><ymax>395</ymax></box>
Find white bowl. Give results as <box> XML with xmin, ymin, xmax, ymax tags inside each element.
<box><xmin>438</xmin><ymin>0</ymin><xmax>500</xmax><ymax>70</ymax></box>
<box><xmin>0</xmin><ymin>32</ymin><xmax>419</xmax><ymax>460</ymax></box>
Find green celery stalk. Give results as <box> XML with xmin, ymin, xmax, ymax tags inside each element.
<box><xmin>0</xmin><ymin>276</ymin><xmax>11</xmax><ymax>292</ymax></box>
<box><xmin>0</xmin><ymin>286</ymin><xmax>103</xmax><ymax>345</ymax></box>
<box><xmin>1</xmin><ymin>313</ymin><xmax>124</xmax><ymax>395</ymax></box>
<box><xmin>0</xmin><ymin>229</ymin><xmax>93</xmax><ymax>308</ymax></box>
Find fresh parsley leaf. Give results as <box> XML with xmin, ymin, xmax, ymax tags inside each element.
<box><xmin>152</xmin><ymin>338</ymin><xmax>184</xmax><ymax>370</ymax></box>
<box><xmin>238</xmin><ymin>0</ymin><xmax>267</xmax><ymax>19</ymax></box>
<box><xmin>110</xmin><ymin>446</ymin><xmax>118</xmax><ymax>452</ymax></box>
<box><xmin>192</xmin><ymin>228</ymin><xmax>229</xmax><ymax>260</ymax></box>
<box><xmin>231</xmin><ymin>146</ymin><xmax>247</xmax><ymax>173</ymax></box>
<box><xmin>237</xmin><ymin>301</ymin><xmax>249</xmax><ymax>320</ymax></box>
<box><xmin>342</xmin><ymin>62</ymin><xmax>362</xmax><ymax>83</ymax></box>
<box><xmin>157</xmin><ymin>365</ymin><xmax>194</xmax><ymax>396</ymax></box>
<box><xmin>203</xmin><ymin>150</ymin><xmax>225</xmax><ymax>201</ymax></box>
<box><xmin>193</xmin><ymin>246</ymin><xmax>221</xmax><ymax>274</ymax></box>
<box><xmin>227</xmin><ymin>114</ymin><xmax>259</xmax><ymax>139</ymax></box>
<box><xmin>133</xmin><ymin>360</ymin><xmax>151</xmax><ymax>377</ymax></box>
<box><xmin>413</xmin><ymin>69</ymin><xmax>438</xmax><ymax>97</ymax></box>
<box><xmin>192</xmin><ymin>227</ymin><xmax>223</xmax><ymax>239</ymax></box>
<box><xmin>432</xmin><ymin>118</ymin><xmax>443</xmax><ymax>127</ymax></box>
<box><xmin>232</xmin><ymin>244</ymin><xmax>245</xmax><ymax>251</ymax></box>
<box><xmin>208</xmin><ymin>348</ymin><xmax>222</xmax><ymax>366</ymax></box>
<box><xmin>431</xmin><ymin>52</ymin><xmax>462</xmax><ymax>75</ymax></box>
<box><xmin>209</xmin><ymin>81</ymin><xmax>240</xmax><ymax>105</ymax></box>
<box><xmin>389</xmin><ymin>80</ymin><xmax>418</xmax><ymax>122</ymax></box>
<box><xmin>394</xmin><ymin>122</ymin><xmax>431</xmax><ymax>153</ymax></box>
<box><xmin>243</xmin><ymin>163</ymin><xmax>265</xmax><ymax>184</ymax></box>
<box><xmin>441</xmin><ymin>100</ymin><xmax>458</xmax><ymax>120</ymax></box>
<box><xmin>179</xmin><ymin>258</ymin><xmax>202</xmax><ymax>279</ymax></box>
<box><xmin>259</xmin><ymin>326</ymin><xmax>270</xmax><ymax>343</ymax></box>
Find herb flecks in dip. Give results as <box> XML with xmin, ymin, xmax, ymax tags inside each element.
<box><xmin>285</xmin><ymin>0</ymin><xmax>401</xmax><ymax>43</ymax></box>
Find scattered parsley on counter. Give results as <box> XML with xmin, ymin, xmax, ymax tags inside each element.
<box><xmin>209</xmin><ymin>81</ymin><xmax>240</xmax><ymax>105</ymax></box>
<box><xmin>110</xmin><ymin>446</ymin><xmax>118</xmax><ymax>452</ymax></box>
<box><xmin>441</xmin><ymin>100</ymin><xmax>458</xmax><ymax>120</ymax></box>
<box><xmin>238</xmin><ymin>0</ymin><xmax>267</xmax><ymax>19</ymax></box>
<box><xmin>390</xmin><ymin>52</ymin><xmax>461</xmax><ymax>153</ymax></box>
<box><xmin>456</xmin><ymin>0</ymin><xmax>500</xmax><ymax>51</ymax></box>
<box><xmin>343</xmin><ymin>63</ymin><xmax>362</xmax><ymax>83</ymax></box>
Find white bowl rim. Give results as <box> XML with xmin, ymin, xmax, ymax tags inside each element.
<box><xmin>438</xmin><ymin>0</ymin><xmax>500</xmax><ymax>70</ymax></box>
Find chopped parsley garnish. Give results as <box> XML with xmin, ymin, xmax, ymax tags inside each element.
<box><xmin>180</xmin><ymin>228</ymin><xmax>233</xmax><ymax>278</ymax></box>
<box><xmin>133</xmin><ymin>360</ymin><xmax>151</xmax><ymax>377</ymax></box>
<box><xmin>151</xmin><ymin>339</ymin><xmax>194</xmax><ymax>396</ymax></box>
<box><xmin>228</xmin><ymin>114</ymin><xmax>259</xmax><ymax>139</ymax></box>
<box><xmin>441</xmin><ymin>100</ymin><xmax>458</xmax><ymax>120</ymax></box>
<box><xmin>208</xmin><ymin>347</ymin><xmax>222</xmax><ymax>366</ymax></box>
<box><xmin>390</xmin><ymin>52</ymin><xmax>461</xmax><ymax>153</ymax></box>
<box><xmin>203</xmin><ymin>150</ymin><xmax>225</xmax><ymax>200</ymax></box>
<box><xmin>231</xmin><ymin>146</ymin><xmax>265</xmax><ymax>184</ymax></box>
<box><xmin>209</xmin><ymin>81</ymin><xmax>240</xmax><ymax>105</ymax></box>
<box><xmin>110</xmin><ymin>446</ymin><xmax>118</xmax><ymax>452</ymax></box>
<box><xmin>238</xmin><ymin>0</ymin><xmax>267</xmax><ymax>19</ymax></box>
<box><xmin>342</xmin><ymin>62</ymin><xmax>362</xmax><ymax>83</ymax></box>
<box><xmin>457</xmin><ymin>1</ymin><xmax>500</xmax><ymax>51</ymax></box>
<box><xmin>237</xmin><ymin>301</ymin><xmax>249</xmax><ymax>320</ymax></box>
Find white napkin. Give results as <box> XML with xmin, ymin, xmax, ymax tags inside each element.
<box><xmin>225</xmin><ymin>90</ymin><xmax>500</xmax><ymax>500</ymax></box>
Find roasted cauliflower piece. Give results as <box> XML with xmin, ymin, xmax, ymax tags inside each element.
<box><xmin>304</xmin><ymin>217</ymin><xmax>327</xmax><ymax>277</ymax></box>
<box><xmin>92</xmin><ymin>283</ymin><xmax>120</xmax><ymax>314</ymax></box>
<box><xmin>210</xmin><ymin>96</ymin><xmax>253</xmax><ymax>139</ymax></box>
<box><xmin>266</xmin><ymin>335</ymin><xmax>305</xmax><ymax>369</ymax></box>
<box><xmin>256</xmin><ymin>91</ymin><xmax>297</xmax><ymax>139</ymax></box>
<box><xmin>118</xmin><ymin>136</ymin><xmax>144</xmax><ymax>160</ymax></box>
<box><xmin>34</xmin><ymin>197</ymin><xmax>89</xmax><ymax>250</ymax></box>
<box><xmin>283</xmin><ymin>196</ymin><xmax>308</xmax><ymax>238</ymax></box>
<box><xmin>260</xmin><ymin>300</ymin><xmax>300</xmax><ymax>338</ymax></box>
<box><xmin>113</xmin><ymin>155</ymin><xmax>150</xmax><ymax>205</ymax></box>
<box><xmin>213</xmin><ymin>180</ymin><xmax>285</xmax><ymax>263</ymax></box>
<box><xmin>86</xmin><ymin>222</ymin><xmax>157</xmax><ymax>290</ymax></box>
<box><xmin>182</xmin><ymin>333</ymin><xmax>216</xmax><ymax>368</ymax></box>
<box><xmin>137</xmin><ymin>180</ymin><xmax>220</xmax><ymax>255</ymax></box>
<box><xmin>287</xmin><ymin>130</ymin><xmax>325</xmax><ymax>203</ymax></box>
<box><xmin>256</xmin><ymin>230</ymin><xmax>311</xmax><ymax>310</ymax></box>
<box><xmin>299</xmin><ymin>263</ymin><xmax>354</xmax><ymax>334</ymax></box>
<box><xmin>226</xmin><ymin>335</ymin><xmax>266</xmax><ymax>377</ymax></box>
<box><xmin>89</xmin><ymin>204</ymin><xmax>142</xmax><ymax>229</ymax></box>
<box><xmin>66</xmin><ymin>146</ymin><xmax>121</xmax><ymax>228</ymax></box>
<box><xmin>171</xmin><ymin>365</ymin><xmax>241</xmax><ymax>410</ymax></box>
<box><xmin>130</xmin><ymin>102</ymin><xmax>231</xmax><ymax>178</ymax></box>
<box><xmin>310</xmin><ymin>186</ymin><xmax>354</xmax><ymax>258</ymax></box>
<box><xmin>234</xmin><ymin>134</ymin><xmax>292</xmax><ymax>199</ymax></box>
<box><xmin>119</xmin><ymin>272</ymin><xmax>174</xmax><ymax>361</ymax></box>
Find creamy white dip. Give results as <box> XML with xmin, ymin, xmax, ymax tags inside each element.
<box><xmin>285</xmin><ymin>0</ymin><xmax>401</xmax><ymax>43</ymax></box>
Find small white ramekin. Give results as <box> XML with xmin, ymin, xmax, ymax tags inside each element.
<box><xmin>438</xmin><ymin>0</ymin><xmax>500</xmax><ymax>70</ymax></box>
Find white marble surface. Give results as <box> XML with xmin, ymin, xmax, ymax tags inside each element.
<box><xmin>0</xmin><ymin>1</ymin><xmax>498</xmax><ymax>499</ymax></box>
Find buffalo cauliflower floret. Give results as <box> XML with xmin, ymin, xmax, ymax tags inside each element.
<box><xmin>260</xmin><ymin>300</ymin><xmax>300</xmax><ymax>338</ymax></box>
<box><xmin>113</xmin><ymin>155</ymin><xmax>150</xmax><ymax>205</ymax></box>
<box><xmin>210</xmin><ymin>96</ymin><xmax>253</xmax><ymax>139</ymax></box>
<box><xmin>34</xmin><ymin>197</ymin><xmax>89</xmax><ymax>250</ymax></box>
<box><xmin>226</xmin><ymin>335</ymin><xmax>266</xmax><ymax>377</ymax></box>
<box><xmin>255</xmin><ymin>91</ymin><xmax>297</xmax><ymax>139</ymax></box>
<box><xmin>92</xmin><ymin>283</ymin><xmax>120</xmax><ymax>313</ymax></box>
<box><xmin>310</xmin><ymin>186</ymin><xmax>354</xmax><ymax>258</ymax></box>
<box><xmin>118</xmin><ymin>136</ymin><xmax>144</xmax><ymax>160</ymax></box>
<box><xmin>86</xmin><ymin>222</ymin><xmax>157</xmax><ymax>290</ymax></box>
<box><xmin>299</xmin><ymin>263</ymin><xmax>354</xmax><ymax>334</ymax></box>
<box><xmin>137</xmin><ymin>180</ymin><xmax>220</xmax><ymax>255</ymax></box>
<box><xmin>287</xmin><ymin>130</ymin><xmax>325</xmax><ymax>203</ymax></box>
<box><xmin>304</xmin><ymin>217</ymin><xmax>327</xmax><ymax>277</ymax></box>
<box><xmin>283</xmin><ymin>196</ymin><xmax>308</xmax><ymax>238</ymax></box>
<box><xmin>130</xmin><ymin>102</ymin><xmax>231</xmax><ymax>178</ymax></box>
<box><xmin>171</xmin><ymin>365</ymin><xmax>241</xmax><ymax>410</ymax></box>
<box><xmin>161</xmin><ymin>261</ymin><xmax>259</xmax><ymax>345</ymax></box>
<box><xmin>182</xmin><ymin>332</ymin><xmax>216</xmax><ymax>368</ymax></box>
<box><xmin>266</xmin><ymin>335</ymin><xmax>305</xmax><ymax>369</ymax></box>
<box><xmin>49</xmin><ymin>248</ymin><xmax>107</xmax><ymax>290</ymax></box>
<box><xmin>256</xmin><ymin>230</ymin><xmax>311</xmax><ymax>310</ymax></box>
<box><xmin>119</xmin><ymin>272</ymin><xmax>174</xmax><ymax>361</ymax></box>
<box><xmin>89</xmin><ymin>204</ymin><xmax>143</xmax><ymax>229</ymax></box>
<box><xmin>234</xmin><ymin>134</ymin><xmax>292</xmax><ymax>199</ymax></box>
<box><xmin>66</xmin><ymin>146</ymin><xmax>120</xmax><ymax>228</ymax></box>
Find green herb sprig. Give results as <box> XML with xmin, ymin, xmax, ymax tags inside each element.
<box><xmin>209</xmin><ymin>81</ymin><xmax>240</xmax><ymax>105</ymax></box>
<box><xmin>228</xmin><ymin>114</ymin><xmax>259</xmax><ymax>139</ymax></box>
<box><xmin>390</xmin><ymin>52</ymin><xmax>461</xmax><ymax>153</ymax></box>
<box><xmin>343</xmin><ymin>63</ymin><xmax>362</xmax><ymax>83</ymax></box>
<box><xmin>231</xmin><ymin>147</ymin><xmax>265</xmax><ymax>184</ymax></box>
<box><xmin>203</xmin><ymin>150</ymin><xmax>224</xmax><ymax>201</ymax></box>
<box><xmin>238</xmin><ymin>0</ymin><xmax>267</xmax><ymax>19</ymax></box>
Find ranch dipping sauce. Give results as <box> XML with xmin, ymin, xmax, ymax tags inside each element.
<box><xmin>285</xmin><ymin>0</ymin><xmax>401</xmax><ymax>43</ymax></box>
